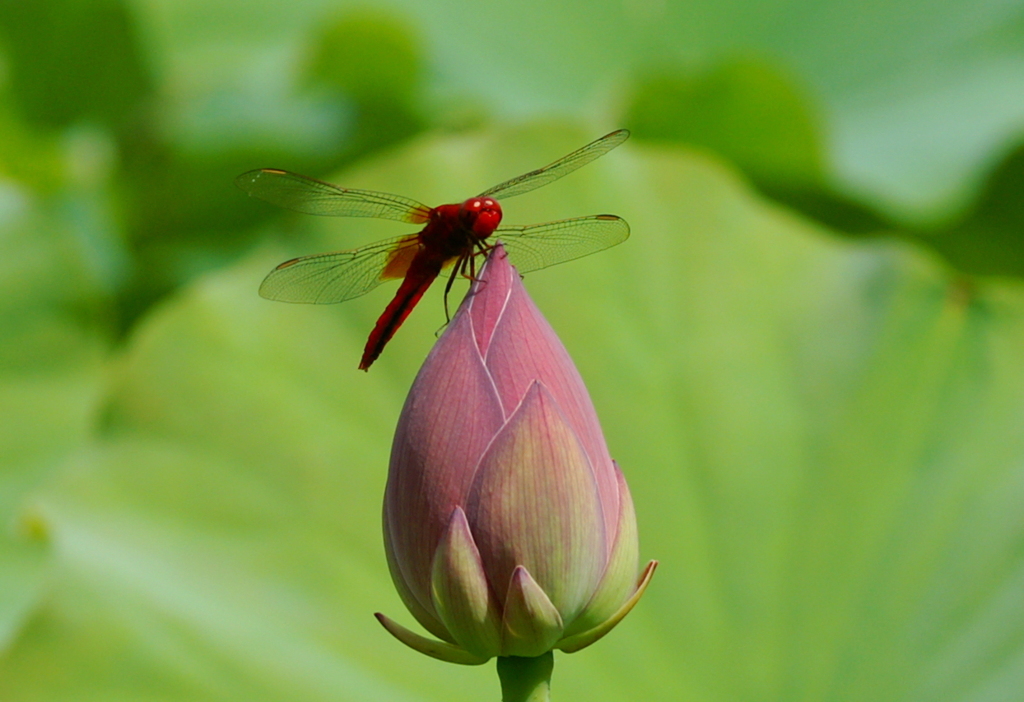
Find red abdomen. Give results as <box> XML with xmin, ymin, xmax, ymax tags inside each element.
<box><xmin>360</xmin><ymin>259</ymin><xmax>441</xmax><ymax>370</ymax></box>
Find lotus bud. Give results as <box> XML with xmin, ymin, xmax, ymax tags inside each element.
<box><xmin>376</xmin><ymin>244</ymin><xmax>656</xmax><ymax>667</ymax></box>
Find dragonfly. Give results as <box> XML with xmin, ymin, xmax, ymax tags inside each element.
<box><xmin>237</xmin><ymin>129</ymin><xmax>630</xmax><ymax>370</ymax></box>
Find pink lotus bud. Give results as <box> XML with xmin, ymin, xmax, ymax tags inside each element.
<box><xmin>376</xmin><ymin>245</ymin><xmax>656</xmax><ymax>665</ymax></box>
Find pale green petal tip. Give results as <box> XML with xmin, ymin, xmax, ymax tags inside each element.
<box><xmin>374</xmin><ymin>613</ymin><xmax>490</xmax><ymax>665</ymax></box>
<box><xmin>431</xmin><ymin>508</ymin><xmax>502</xmax><ymax>658</ymax></box>
<box><xmin>564</xmin><ymin>463</ymin><xmax>640</xmax><ymax>637</ymax></box>
<box><xmin>501</xmin><ymin>566</ymin><xmax>565</xmax><ymax>657</ymax></box>
<box><xmin>557</xmin><ymin>560</ymin><xmax>658</xmax><ymax>654</ymax></box>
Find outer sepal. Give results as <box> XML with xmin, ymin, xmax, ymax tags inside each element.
<box><xmin>557</xmin><ymin>560</ymin><xmax>658</xmax><ymax>653</ymax></box>
<box><xmin>374</xmin><ymin>613</ymin><xmax>489</xmax><ymax>665</ymax></box>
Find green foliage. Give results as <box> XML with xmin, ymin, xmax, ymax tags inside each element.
<box><xmin>0</xmin><ymin>0</ymin><xmax>151</xmax><ymax>130</ymax></box>
<box><xmin>301</xmin><ymin>11</ymin><xmax>427</xmax><ymax>168</ymax></box>
<box><xmin>622</xmin><ymin>61</ymin><xmax>892</xmax><ymax>236</ymax></box>
<box><xmin>622</xmin><ymin>52</ymin><xmax>1024</xmax><ymax>274</ymax></box>
<box><xmin>304</xmin><ymin>10</ymin><xmax>422</xmax><ymax>105</ymax></box>
<box><xmin>923</xmin><ymin>143</ymin><xmax>1024</xmax><ymax>276</ymax></box>
<box><xmin>625</xmin><ymin>61</ymin><xmax>825</xmax><ymax>190</ymax></box>
<box><xmin>0</xmin><ymin>182</ymin><xmax>111</xmax><ymax>655</ymax></box>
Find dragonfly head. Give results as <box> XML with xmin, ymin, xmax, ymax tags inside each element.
<box><xmin>459</xmin><ymin>197</ymin><xmax>503</xmax><ymax>238</ymax></box>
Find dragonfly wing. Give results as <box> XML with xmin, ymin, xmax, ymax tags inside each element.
<box><xmin>237</xmin><ymin>169</ymin><xmax>432</xmax><ymax>223</ymax></box>
<box><xmin>260</xmin><ymin>234</ymin><xmax>421</xmax><ymax>304</ymax></box>
<box><xmin>477</xmin><ymin>130</ymin><xmax>629</xmax><ymax>201</ymax></box>
<box><xmin>494</xmin><ymin>215</ymin><xmax>629</xmax><ymax>275</ymax></box>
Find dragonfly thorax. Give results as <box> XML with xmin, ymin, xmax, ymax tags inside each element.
<box><xmin>458</xmin><ymin>197</ymin><xmax>502</xmax><ymax>238</ymax></box>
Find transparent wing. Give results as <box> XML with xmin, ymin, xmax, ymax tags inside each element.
<box><xmin>494</xmin><ymin>215</ymin><xmax>630</xmax><ymax>275</ymax></box>
<box><xmin>259</xmin><ymin>234</ymin><xmax>420</xmax><ymax>304</ymax></box>
<box><xmin>237</xmin><ymin>169</ymin><xmax>432</xmax><ymax>223</ymax></box>
<box><xmin>477</xmin><ymin>129</ymin><xmax>629</xmax><ymax>201</ymax></box>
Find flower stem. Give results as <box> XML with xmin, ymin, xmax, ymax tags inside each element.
<box><xmin>496</xmin><ymin>653</ymin><xmax>554</xmax><ymax>702</ymax></box>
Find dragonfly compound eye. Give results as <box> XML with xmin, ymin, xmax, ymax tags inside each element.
<box><xmin>460</xmin><ymin>197</ymin><xmax>503</xmax><ymax>237</ymax></box>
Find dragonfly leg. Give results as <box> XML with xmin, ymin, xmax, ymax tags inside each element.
<box><xmin>466</xmin><ymin>248</ymin><xmax>491</xmax><ymax>293</ymax></box>
<box><xmin>467</xmin><ymin>239</ymin><xmax>492</xmax><ymax>281</ymax></box>
<box><xmin>442</xmin><ymin>256</ymin><xmax>465</xmax><ymax>322</ymax></box>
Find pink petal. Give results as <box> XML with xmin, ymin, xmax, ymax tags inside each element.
<box><xmin>466</xmin><ymin>381</ymin><xmax>606</xmax><ymax>622</ymax></box>
<box><xmin>500</xmin><ymin>565</ymin><xmax>564</xmax><ymax>658</ymax></box>
<box><xmin>466</xmin><ymin>248</ymin><xmax>622</xmax><ymax>546</ymax></box>
<box><xmin>385</xmin><ymin>295</ymin><xmax>505</xmax><ymax>614</ymax></box>
<box><xmin>384</xmin><ymin>512</ymin><xmax>452</xmax><ymax>642</ymax></box>
<box><xmin>467</xmin><ymin>247</ymin><xmax>515</xmax><ymax>358</ymax></box>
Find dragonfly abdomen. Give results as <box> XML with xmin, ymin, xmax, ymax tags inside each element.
<box><xmin>360</xmin><ymin>257</ymin><xmax>442</xmax><ymax>371</ymax></box>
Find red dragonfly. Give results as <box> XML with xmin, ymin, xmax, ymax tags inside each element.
<box><xmin>237</xmin><ymin>129</ymin><xmax>630</xmax><ymax>370</ymax></box>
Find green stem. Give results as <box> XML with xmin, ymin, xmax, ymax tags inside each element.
<box><xmin>496</xmin><ymin>653</ymin><xmax>554</xmax><ymax>702</ymax></box>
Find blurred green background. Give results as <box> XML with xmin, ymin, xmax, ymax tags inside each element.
<box><xmin>3</xmin><ymin>0</ymin><xmax>1024</xmax><ymax>700</ymax></box>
